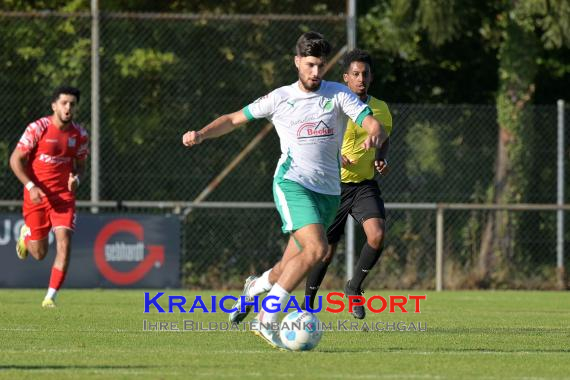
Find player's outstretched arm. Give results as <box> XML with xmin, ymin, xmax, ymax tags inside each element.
<box><xmin>361</xmin><ymin>115</ymin><xmax>388</xmax><ymax>150</ymax></box>
<box><xmin>182</xmin><ymin>110</ymin><xmax>249</xmax><ymax>148</ymax></box>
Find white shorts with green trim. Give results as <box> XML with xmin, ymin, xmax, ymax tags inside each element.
<box><xmin>273</xmin><ymin>177</ymin><xmax>340</xmax><ymax>234</ymax></box>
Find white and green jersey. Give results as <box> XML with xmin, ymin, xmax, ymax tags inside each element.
<box><xmin>244</xmin><ymin>80</ymin><xmax>371</xmax><ymax>195</ymax></box>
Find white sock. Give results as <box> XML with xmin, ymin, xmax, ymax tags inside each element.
<box><xmin>46</xmin><ymin>287</ymin><xmax>57</xmax><ymax>300</ymax></box>
<box><xmin>248</xmin><ymin>269</ymin><xmax>273</xmax><ymax>296</ymax></box>
<box><xmin>260</xmin><ymin>283</ymin><xmax>289</xmax><ymax>325</ymax></box>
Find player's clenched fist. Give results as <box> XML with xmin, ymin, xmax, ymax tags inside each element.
<box><xmin>341</xmin><ymin>155</ymin><xmax>356</xmax><ymax>168</ymax></box>
<box><xmin>374</xmin><ymin>159</ymin><xmax>390</xmax><ymax>176</ymax></box>
<box><xmin>362</xmin><ymin>135</ymin><xmax>383</xmax><ymax>150</ymax></box>
<box><xmin>29</xmin><ymin>186</ymin><xmax>46</xmax><ymax>205</ymax></box>
<box><xmin>182</xmin><ymin>131</ymin><xmax>203</xmax><ymax>147</ymax></box>
<box><xmin>68</xmin><ymin>173</ymin><xmax>80</xmax><ymax>193</ymax></box>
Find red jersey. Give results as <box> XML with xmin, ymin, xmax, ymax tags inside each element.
<box><xmin>17</xmin><ymin>116</ymin><xmax>89</xmax><ymax>200</ymax></box>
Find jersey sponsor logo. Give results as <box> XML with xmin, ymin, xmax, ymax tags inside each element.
<box><xmin>45</xmin><ymin>138</ymin><xmax>58</xmax><ymax>143</ymax></box>
<box><xmin>296</xmin><ymin>120</ymin><xmax>334</xmax><ymax>140</ymax></box>
<box><xmin>38</xmin><ymin>154</ymin><xmax>72</xmax><ymax>164</ymax></box>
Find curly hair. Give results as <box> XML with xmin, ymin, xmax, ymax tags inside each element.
<box><xmin>342</xmin><ymin>49</ymin><xmax>373</xmax><ymax>73</ymax></box>
<box><xmin>51</xmin><ymin>86</ymin><xmax>80</xmax><ymax>103</ymax></box>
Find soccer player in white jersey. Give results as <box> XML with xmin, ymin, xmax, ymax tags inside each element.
<box><xmin>182</xmin><ymin>31</ymin><xmax>387</xmax><ymax>350</ymax></box>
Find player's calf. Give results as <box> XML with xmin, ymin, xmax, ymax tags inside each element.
<box><xmin>28</xmin><ymin>240</ymin><xmax>49</xmax><ymax>261</ymax></box>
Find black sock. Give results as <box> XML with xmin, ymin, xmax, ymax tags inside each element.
<box><xmin>304</xmin><ymin>260</ymin><xmax>330</xmax><ymax>309</ymax></box>
<box><xmin>350</xmin><ymin>243</ymin><xmax>383</xmax><ymax>290</ymax></box>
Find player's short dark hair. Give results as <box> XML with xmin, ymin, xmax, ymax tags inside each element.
<box><xmin>342</xmin><ymin>49</ymin><xmax>374</xmax><ymax>73</ymax></box>
<box><xmin>51</xmin><ymin>86</ymin><xmax>81</xmax><ymax>103</ymax></box>
<box><xmin>296</xmin><ymin>31</ymin><xmax>332</xmax><ymax>58</ymax></box>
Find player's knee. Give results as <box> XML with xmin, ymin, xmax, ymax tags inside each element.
<box><xmin>34</xmin><ymin>245</ymin><xmax>49</xmax><ymax>260</ymax></box>
<box><xmin>367</xmin><ymin>229</ymin><xmax>385</xmax><ymax>251</ymax></box>
<box><xmin>322</xmin><ymin>246</ymin><xmax>335</xmax><ymax>264</ymax></box>
<box><xmin>304</xmin><ymin>241</ymin><xmax>328</xmax><ymax>264</ymax></box>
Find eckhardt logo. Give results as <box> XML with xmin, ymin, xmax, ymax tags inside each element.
<box><xmin>94</xmin><ymin>219</ymin><xmax>165</xmax><ymax>285</ymax></box>
<box><xmin>296</xmin><ymin>121</ymin><xmax>334</xmax><ymax>139</ymax></box>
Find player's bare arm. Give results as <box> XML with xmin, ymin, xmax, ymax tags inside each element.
<box><xmin>68</xmin><ymin>158</ymin><xmax>86</xmax><ymax>193</ymax></box>
<box><xmin>361</xmin><ymin>115</ymin><xmax>387</xmax><ymax>150</ymax></box>
<box><xmin>9</xmin><ymin>148</ymin><xmax>45</xmax><ymax>204</ymax></box>
<box><xmin>374</xmin><ymin>137</ymin><xmax>390</xmax><ymax>176</ymax></box>
<box><xmin>182</xmin><ymin>110</ymin><xmax>249</xmax><ymax>147</ymax></box>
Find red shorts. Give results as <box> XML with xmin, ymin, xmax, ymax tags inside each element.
<box><xmin>23</xmin><ymin>196</ymin><xmax>76</xmax><ymax>241</ymax></box>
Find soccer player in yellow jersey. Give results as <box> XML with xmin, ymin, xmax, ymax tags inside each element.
<box><xmin>226</xmin><ymin>48</ymin><xmax>391</xmax><ymax>328</ymax></box>
<box><xmin>304</xmin><ymin>49</ymin><xmax>393</xmax><ymax>319</ymax></box>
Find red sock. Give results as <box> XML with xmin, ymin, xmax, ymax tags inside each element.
<box><xmin>49</xmin><ymin>267</ymin><xmax>66</xmax><ymax>290</ymax></box>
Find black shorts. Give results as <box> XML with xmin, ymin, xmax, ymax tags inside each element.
<box><xmin>326</xmin><ymin>179</ymin><xmax>386</xmax><ymax>244</ymax></box>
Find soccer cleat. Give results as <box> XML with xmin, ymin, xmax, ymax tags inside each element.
<box><xmin>16</xmin><ymin>224</ymin><xmax>30</xmax><ymax>260</ymax></box>
<box><xmin>229</xmin><ymin>275</ymin><xmax>257</xmax><ymax>323</ymax></box>
<box><xmin>251</xmin><ymin>317</ymin><xmax>289</xmax><ymax>351</ymax></box>
<box><xmin>344</xmin><ymin>280</ymin><xmax>366</xmax><ymax>319</ymax></box>
<box><xmin>42</xmin><ymin>298</ymin><xmax>56</xmax><ymax>308</ymax></box>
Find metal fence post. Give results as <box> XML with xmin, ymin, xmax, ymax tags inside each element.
<box><xmin>557</xmin><ymin>99</ymin><xmax>566</xmax><ymax>289</ymax></box>
<box><xmin>346</xmin><ymin>0</ymin><xmax>356</xmax><ymax>51</ymax></box>
<box><xmin>436</xmin><ymin>205</ymin><xmax>444</xmax><ymax>291</ymax></box>
<box><xmin>90</xmin><ymin>0</ymin><xmax>100</xmax><ymax>213</ymax></box>
<box><xmin>343</xmin><ymin>0</ymin><xmax>356</xmax><ymax>285</ymax></box>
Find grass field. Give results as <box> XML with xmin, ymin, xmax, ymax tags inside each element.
<box><xmin>1</xmin><ymin>289</ymin><xmax>569</xmax><ymax>379</ymax></box>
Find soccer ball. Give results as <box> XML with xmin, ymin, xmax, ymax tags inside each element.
<box><xmin>279</xmin><ymin>310</ymin><xmax>323</xmax><ymax>351</ymax></box>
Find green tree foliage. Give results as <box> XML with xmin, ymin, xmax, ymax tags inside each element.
<box><xmin>1</xmin><ymin>1</ymin><xmax>568</xmax><ymax>288</ymax></box>
<box><xmin>359</xmin><ymin>0</ymin><xmax>570</xmax><ymax>287</ymax></box>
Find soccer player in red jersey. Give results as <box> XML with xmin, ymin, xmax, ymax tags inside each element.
<box><xmin>10</xmin><ymin>86</ymin><xmax>89</xmax><ymax>308</ymax></box>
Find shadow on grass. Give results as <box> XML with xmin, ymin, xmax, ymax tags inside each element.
<box><xmin>0</xmin><ymin>365</ymin><xmax>156</xmax><ymax>370</ymax></box>
<box><xmin>427</xmin><ymin>327</ymin><xmax>570</xmax><ymax>334</ymax></box>
<box><xmin>317</xmin><ymin>346</ymin><xmax>570</xmax><ymax>354</ymax></box>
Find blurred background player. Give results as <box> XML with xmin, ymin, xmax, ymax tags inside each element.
<box><xmin>304</xmin><ymin>49</ymin><xmax>393</xmax><ymax>319</ymax></box>
<box><xmin>10</xmin><ymin>86</ymin><xmax>89</xmax><ymax>308</ymax></box>
<box><xmin>183</xmin><ymin>32</ymin><xmax>387</xmax><ymax>349</ymax></box>
<box><xmin>233</xmin><ymin>48</ymin><xmax>393</xmax><ymax>321</ymax></box>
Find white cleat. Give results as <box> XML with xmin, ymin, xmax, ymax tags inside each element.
<box><xmin>229</xmin><ymin>275</ymin><xmax>258</xmax><ymax>323</ymax></box>
<box><xmin>251</xmin><ymin>317</ymin><xmax>290</xmax><ymax>351</ymax></box>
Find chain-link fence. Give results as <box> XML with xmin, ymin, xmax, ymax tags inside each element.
<box><xmin>1</xmin><ymin>11</ymin><xmax>568</xmax><ymax>290</ymax></box>
<box><xmin>0</xmin><ymin>11</ymin><xmax>347</xmax><ymax>202</ymax></box>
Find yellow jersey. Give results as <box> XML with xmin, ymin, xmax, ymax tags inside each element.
<box><xmin>340</xmin><ymin>96</ymin><xmax>393</xmax><ymax>183</ymax></box>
